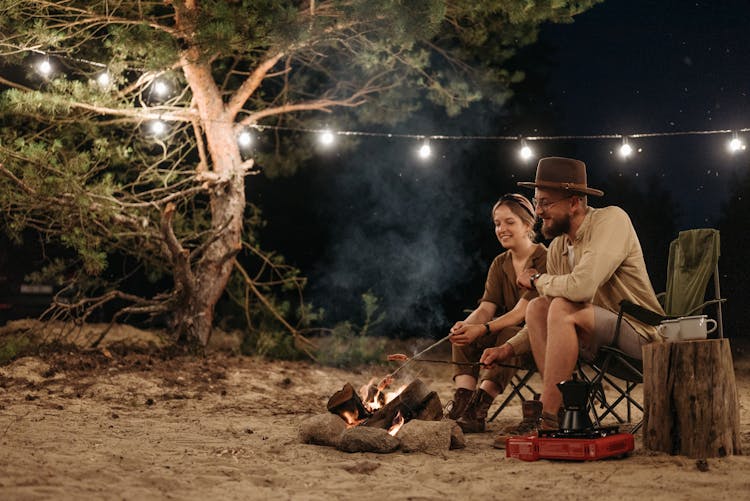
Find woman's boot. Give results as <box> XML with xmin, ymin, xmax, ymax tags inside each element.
<box><xmin>457</xmin><ymin>389</ymin><xmax>495</xmax><ymax>433</ymax></box>
<box><xmin>445</xmin><ymin>388</ymin><xmax>474</xmax><ymax>420</ymax></box>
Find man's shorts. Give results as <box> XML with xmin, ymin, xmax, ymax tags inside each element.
<box><xmin>579</xmin><ymin>305</ymin><xmax>648</xmax><ymax>361</ymax></box>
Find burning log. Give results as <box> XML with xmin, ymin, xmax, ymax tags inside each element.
<box><xmin>363</xmin><ymin>379</ymin><xmax>441</xmax><ymax>430</ymax></box>
<box><xmin>326</xmin><ymin>382</ymin><xmax>372</xmax><ymax>424</ymax></box>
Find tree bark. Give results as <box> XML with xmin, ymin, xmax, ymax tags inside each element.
<box><xmin>642</xmin><ymin>339</ymin><xmax>742</xmax><ymax>458</ymax></box>
<box><xmin>171</xmin><ymin>3</ymin><xmax>246</xmax><ymax>347</ymax></box>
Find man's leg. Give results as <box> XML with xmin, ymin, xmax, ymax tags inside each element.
<box><xmin>538</xmin><ymin>298</ymin><xmax>595</xmax><ymax>416</ymax></box>
<box><xmin>525</xmin><ymin>296</ymin><xmax>552</xmax><ymax>378</ymax></box>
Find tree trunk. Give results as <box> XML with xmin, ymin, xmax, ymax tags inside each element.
<box><xmin>171</xmin><ymin>7</ymin><xmax>247</xmax><ymax>347</ymax></box>
<box><xmin>642</xmin><ymin>339</ymin><xmax>742</xmax><ymax>458</ymax></box>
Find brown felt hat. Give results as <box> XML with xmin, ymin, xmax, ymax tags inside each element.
<box><xmin>517</xmin><ymin>157</ymin><xmax>604</xmax><ymax>197</ymax></box>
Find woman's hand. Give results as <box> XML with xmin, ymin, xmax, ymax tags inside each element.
<box><xmin>517</xmin><ymin>268</ymin><xmax>538</xmax><ymax>290</ymax></box>
<box><xmin>449</xmin><ymin>323</ymin><xmax>486</xmax><ymax>346</ymax></box>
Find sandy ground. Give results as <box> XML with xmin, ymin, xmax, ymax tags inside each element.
<box><xmin>1</xmin><ymin>322</ymin><xmax>749</xmax><ymax>500</ymax></box>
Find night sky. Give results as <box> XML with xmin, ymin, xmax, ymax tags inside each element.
<box><xmin>538</xmin><ymin>0</ymin><xmax>750</xmax><ymax>227</ymax></box>
<box><xmin>253</xmin><ymin>0</ymin><xmax>750</xmax><ymax>337</ymax></box>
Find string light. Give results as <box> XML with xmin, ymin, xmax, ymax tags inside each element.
<box><xmin>237</xmin><ymin>130</ymin><xmax>253</xmax><ymax>148</ymax></box>
<box><xmin>15</xmin><ymin>49</ymin><xmax>750</xmax><ymax>156</ymax></box>
<box><xmin>152</xmin><ymin>80</ymin><xmax>169</xmax><ymax>97</ymax></box>
<box><xmin>149</xmin><ymin>120</ymin><xmax>167</xmax><ymax>136</ymax></box>
<box><xmin>318</xmin><ymin>129</ymin><xmax>335</xmax><ymax>146</ymax></box>
<box><xmin>417</xmin><ymin>140</ymin><xmax>432</xmax><ymax>159</ymax></box>
<box><xmin>728</xmin><ymin>133</ymin><xmax>746</xmax><ymax>153</ymax></box>
<box><xmin>96</xmin><ymin>72</ymin><xmax>111</xmax><ymax>88</ymax></box>
<box><xmin>619</xmin><ymin>137</ymin><xmax>633</xmax><ymax>158</ymax></box>
<box><xmin>519</xmin><ymin>139</ymin><xmax>534</xmax><ymax>161</ymax></box>
<box><xmin>37</xmin><ymin>59</ymin><xmax>52</xmax><ymax>77</ymax></box>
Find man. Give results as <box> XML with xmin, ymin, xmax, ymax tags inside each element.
<box><xmin>480</xmin><ymin>156</ymin><xmax>664</xmax><ymax>445</ymax></box>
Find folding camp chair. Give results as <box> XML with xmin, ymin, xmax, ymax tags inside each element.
<box><xmin>579</xmin><ymin>228</ymin><xmax>725</xmax><ymax>433</ymax></box>
<box><xmin>487</xmin><ymin>355</ymin><xmax>539</xmax><ymax>423</ymax></box>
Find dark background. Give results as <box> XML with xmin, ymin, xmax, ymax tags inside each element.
<box><xmin>249</xmin><ymin>0</ymin><xmax>750</xmax><ymax>338</ymax></box>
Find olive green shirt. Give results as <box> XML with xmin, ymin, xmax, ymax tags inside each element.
<box><xmin>506</xmin><ymin>206</ymin><xmax>664</xmax><ymax>355</ymax></box>
<box><xmin>479</xmin><ymin>243</ymin><xmax>548</xmax><ymax>313</ymax></box>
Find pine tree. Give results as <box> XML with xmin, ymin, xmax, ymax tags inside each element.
<box><xmin>0</xmin><ymin>1</ymin><xmax>599</xmax><ymax>347</ymax></box>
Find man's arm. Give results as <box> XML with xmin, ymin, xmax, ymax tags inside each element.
<box><xmin>535</xmin><ymin>207</ymin><xmax>632</xmax><ymax>302</ymax></box>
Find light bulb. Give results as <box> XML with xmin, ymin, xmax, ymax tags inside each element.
<box><xmin>619</xmin><ymin>142</ymin><xmax>633</xmax><ymax>158</ymax></box>
<box><xmin>150</xmin><ymin>120</ymin><xmax>167</xmax><ymax>136</ymax></box>
<box><xmin>319</xmin><ymin>129</ymin><xmax>335</xmax><ymax>146</ymax></box>
<box><xmin>238</xmin><ymin>131</ymin><xmax>253</xmax><ymax>147</ymax></box>
<box><xmin>728</xmin><ymin>137</ymin><xmax>746</xmax><ymax>153</ymax></box>
<box><xmin>153</xmin><ymin>80</ymin><xmax>169</xmax><ymax>96</ymax></box>
<box><xmin>520</xmin><ymin>145</ymin><xmax>533</xmax><ymax>160</ymax></box>
<box><xmin>97</xmin><ymin>72</ymin><xmax>111</xmax><ymax>87</ymax></box>
<box><xmin>38</xmin><ymin>60</ymin><xmax>52</xmax><ymax>76</ymax></box>
<box><xmin>418</xmin><ymin>143</ymin><xmax>431</xmax><ymax>159</ymax></box>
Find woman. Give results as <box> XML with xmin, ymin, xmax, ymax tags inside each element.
<box><xmin>447</xmin><ymin>193</ymin><xmax>546</xmax><ymax>433</ymax></box>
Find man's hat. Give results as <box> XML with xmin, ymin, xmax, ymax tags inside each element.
<box><xmin>517</xmin><ymin>157</ymin><xmax>604</xmax><ymax>197</ymax></box>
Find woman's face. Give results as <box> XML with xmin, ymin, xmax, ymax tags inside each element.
<box><xmin>493</xmin><ymin>204</ymin><xmax>531</xmax><ymax>249</ymax></box>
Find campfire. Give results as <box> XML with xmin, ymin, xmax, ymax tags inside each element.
<box><xmin>298</xmin><ymin>377</ymin><xmax>464</xmax><ymax>453</ymax></box>
<box><xmin>299</xmin><ymin>342</ymin><xmax>466</xmax><ymax>453</ymax></box>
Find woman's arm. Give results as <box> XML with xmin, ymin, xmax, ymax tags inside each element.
<box><xmin>450</xmin><ymin>298</ymin><xmax>529</xmax><ymax>346</ymax></box>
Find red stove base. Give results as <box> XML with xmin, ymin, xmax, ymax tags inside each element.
<box><xmin>506</xmin><ymin>433</ymin><xmax>634</xmax><ymax>461</ymax></box>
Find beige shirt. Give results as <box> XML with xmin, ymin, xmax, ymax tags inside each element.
<box><xmin>507</xmin><ymin>206</ymin><xmax>664</xmax><ymax>355</ymax></box>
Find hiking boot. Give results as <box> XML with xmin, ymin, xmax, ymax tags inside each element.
<box><xmin>492</xmin><ymin>399</ymin><xmax>543</xmax><ymax>449</ymax></box>
<box><xmin>444</xmin><ymin>388</ymin><xmax>474</xmax><ymax>420</ymax></box>
<box><xmin>457</xmin><ymin>389</ymin><xmax>495</xmax><ymax>433</ymax></box>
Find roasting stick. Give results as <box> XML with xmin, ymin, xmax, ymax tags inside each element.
<box><xmin>400</xmin><ymin>359</ymin><xmax>525</xmax><ymax>370</ymax></box>
<box><xmin>379</xmin><ymin>334</ymin><xmax>525</xmax><ymax>391</ymax></box>
<box><xmin>378</xmin><ymin>333</ymin><xmax>452</xmax><ymax>389</ymax></box>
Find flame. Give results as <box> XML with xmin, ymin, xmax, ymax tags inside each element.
<box><xmin>340</xmin><ymin>410</ymin><xmax>364</xmax><ymax>428</ymax></box>
<box><xmin>358</xmin><ymin>378</ymin><xmax>408</xmax><ymax>413</ymax></box>
<box><xmin>388</xmin><ymin>410</ymin><xmax>405</xmax><ymax>436</ymax></box>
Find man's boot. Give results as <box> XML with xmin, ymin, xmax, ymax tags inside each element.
<box><xmin>445</xmin><ymin>388</ymin><xmax>473</xmax><ymax>420</ymax></box>
<box><xmin>491</xmin><ymin>398</ymin><xmax>543</xmax><ymax>449</ymax></box>
<box><xmin>457</xmin><ymin>389</ymin><xmax>495</xmax><ymax>433</ymax></box>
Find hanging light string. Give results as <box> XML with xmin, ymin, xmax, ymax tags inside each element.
<box><xmin>16</xmin><ymin>47</ymin><xmax>750</xmax><ymax>156</ymax></box>
<box><xmin>248</xmin><ymin>123</ymin><xmax>750</xmax><ymax>141</ymax></box>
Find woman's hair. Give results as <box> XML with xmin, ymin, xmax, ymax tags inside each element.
<box><xmin>492</xmin><ymin>193</ymin><xmax>537</xmax><ymax>241</ymax></box>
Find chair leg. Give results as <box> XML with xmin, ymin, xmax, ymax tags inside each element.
<box><xmin>487</xmin><ymin>370</ymin><xmax>537</xmax><ymax>423</ymax></box>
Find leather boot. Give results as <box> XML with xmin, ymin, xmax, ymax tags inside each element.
<box><xmin>445</xmin><ymin>388</ymin><xmax>473</xmax><ymax>420</ymax></box>
<box><xmin>457</xmin><ymin>389</ymin><xmax>495</xmax><ymax>433</ymax></box>
<box><xmin>492</xmin><ymin>398</ymin><xmax>543</xmax><ymax>449</ymax></box>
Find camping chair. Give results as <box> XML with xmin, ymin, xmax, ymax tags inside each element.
<box><xmin>487</xmin><ymin>355</ymin><xmax>539</xmax><ymax>423</ymax></box>
<box><xmin>579</xmin><ymin>228</ymin><xmax>726</xmax><ymax>433</ymax></box>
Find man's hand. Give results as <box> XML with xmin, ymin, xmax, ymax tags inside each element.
<box><xmin>449</xmin><ymin>321</ymin><xmax>486</xmax><ymax>346</ymax></box>
<box><xmin>480</xmin><ymin>343</ymin><xmax>515</xmax><ymax>366</ymax></box>
<box><xmin>517</xmin><ymin>268</ymin><xmax>539</xmax><ymax>290</ymax></box>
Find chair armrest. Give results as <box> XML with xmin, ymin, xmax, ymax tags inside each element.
<box><xmin>684</xmin><ymin>298</ymin><xmax>727</xmax><ymax>316</ymax></box>
<box><xmin>618</xmin><ymin>299</ymin><xmax>667</xmax><ymax>326</ymax></box>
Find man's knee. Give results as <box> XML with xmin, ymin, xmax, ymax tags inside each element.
<box><xmin>526</xmin><ymin>296</ymin><xmax>550</xmax><ymax>324</ymax></box>
<box><xmin>547</xmin><ymin>297</ymin><xmax>595</xmax><ymax>332</ymax></box>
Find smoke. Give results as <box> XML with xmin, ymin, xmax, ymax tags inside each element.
<box><xmin>308</xmin><ymin>137</ymin><xmax>485</xmax><ymax>336</ymax></box>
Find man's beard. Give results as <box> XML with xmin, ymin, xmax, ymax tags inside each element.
<box><xmin>541</xmin><ymin>215</ymin><xmax>571</xmax><ymax>239</ymax></box>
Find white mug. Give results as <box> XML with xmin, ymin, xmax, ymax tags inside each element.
<box><xmin>677</xmin><ymin>315</ymin><xmax>717</xmax><ymax>340</ymax></box>
<box><xmin>658</xmin><ymin>319</ymin><xmax>682</xmax><ymax>342</ymax></box>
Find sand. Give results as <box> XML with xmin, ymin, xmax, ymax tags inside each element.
<box><xmin>0</xmin><ymin>322</ymin><xmax>749</xmax><ymax>500</ymax></box>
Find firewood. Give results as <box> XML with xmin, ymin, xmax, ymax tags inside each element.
<box><xmin>415</xmin><ymin>391</ymin><xmax>443</xmax><ymax>421</ymax></box>
<box><xmin>363</xmin><ymin>379</ymin><xmax>430</xmax><ymax>429</ymax></box>
<box><xmin>326</xmin><ymin>382</ymin><xmax>371</xmax><ymax>421</ymax></box>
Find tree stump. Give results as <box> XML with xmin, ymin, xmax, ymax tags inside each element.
<box><xmin>642</xmin><ymin>339</ymin><xmax>742</xmax><ymax>458</ymax></box>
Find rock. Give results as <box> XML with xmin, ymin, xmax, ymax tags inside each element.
<box><xmin>299</xmin><ymin>413</ymin><xmax>347</xmax><ymax>447</ymax></box>
<box><xmin>450</xmin><ymin>422</ymin><xmax>466</xmax><ymax>450</ymax></box>
<box><xmin>398</xmin><ymin>419</ymin><xmax>452</xmax><ymax>453</ymax></box>
<box><xmin>338</xmin><ymin>426</ymin><xmax>400</xmax><ymax>453</ymax></box>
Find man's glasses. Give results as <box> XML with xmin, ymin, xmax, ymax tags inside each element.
<box><xmin>532</xmin><ymin>196</ymin><xmax>572</xmax><ymax>211</ymax></box>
